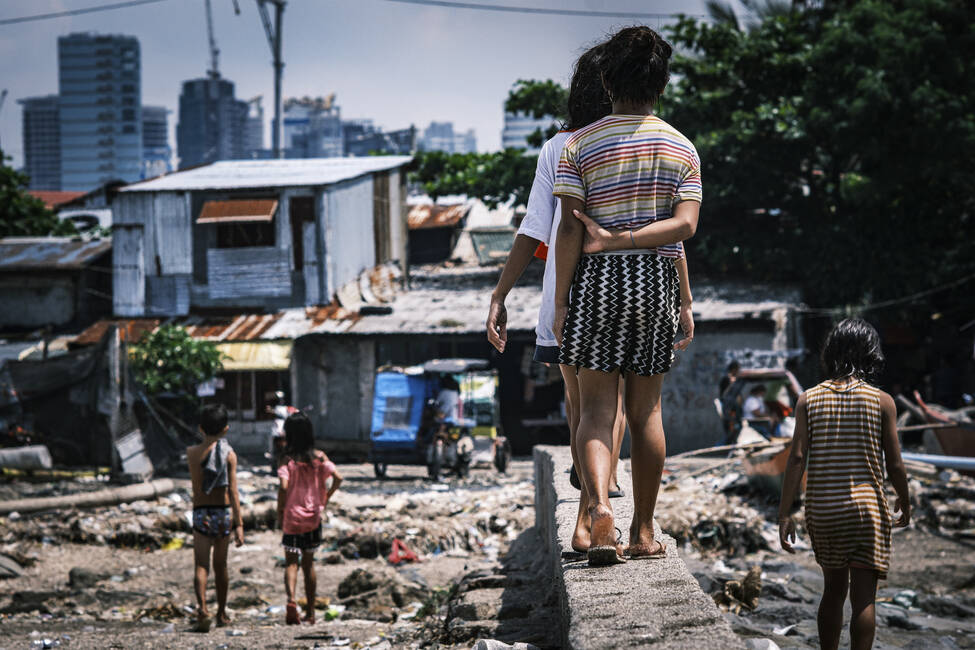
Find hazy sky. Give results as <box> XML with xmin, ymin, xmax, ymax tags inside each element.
<box><xmin>0</xmin><ymin>0</ymin><xmax>735</xmax><ymax>168</ymax></box>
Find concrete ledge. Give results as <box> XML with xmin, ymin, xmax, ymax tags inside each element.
<box><xmin>534</xmin><ymin>445</ymin><xmax>745</xmax><ymax>650</ymax></box>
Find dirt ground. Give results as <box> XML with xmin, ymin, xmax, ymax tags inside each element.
<box><xmin>3</xmin><ymin>455</ymin><xmax>974</xmax><ymax>650</ymax></box>
<box><xmin>0</xmin><ymin>459</ymin><xmax>556</xmax><ymax>650</ymax></box>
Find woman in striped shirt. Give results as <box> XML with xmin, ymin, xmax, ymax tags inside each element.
<box><xmin>553</xmin><ymin>26</ymin><xmax>702</xmax><ymax>566</ymax></box>
<box><xmin>779</xmin><ymin>319</ymin><xmax>910</xmax><ymax>650</ymax></box>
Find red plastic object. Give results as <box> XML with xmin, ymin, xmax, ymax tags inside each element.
<box><xmin>388</xmin><ymin>538</ymin><xmax>420</xmax><ymax>565</ymax></box>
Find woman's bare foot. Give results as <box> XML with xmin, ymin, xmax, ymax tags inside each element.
<box><xmin>215</xmin><ymin>611</ymin><xmax>231</xmax><ymax>627</ymax></box>
<box><xmin>588</xmin><ymin>503</ymin><xmax>616</xmax><ymax>548</ymax></box>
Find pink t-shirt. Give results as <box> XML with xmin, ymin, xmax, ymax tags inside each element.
<box><xmin>277</xmin><ymin>457</ymin><xmax>336</xmax><ymax>535</ymax></box>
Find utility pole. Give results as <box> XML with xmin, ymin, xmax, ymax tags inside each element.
<box><xmin>256</xmin><ymin>0</ymin><xmax>285</xmax><ymax>158</ymax></box>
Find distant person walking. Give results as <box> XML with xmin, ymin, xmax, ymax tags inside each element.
<box><xmin>779</xmin><ymin>318</ymin><xmax>910</xmax><ymax>650</ymax></box>
<box><xmin>553</xmin><ymin>25</ymin><xmax>702</xmax><ymax>566</ymax></box>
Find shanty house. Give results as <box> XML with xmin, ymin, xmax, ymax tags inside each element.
<box><xmin>96</xmin><ymin>157</ymin><xmax>411</xmax><ymax>453</ymax></box>
<box><xmin>407</xmin><ymin>203</ymin><xmax>468</xmax><ymax>264</ymax></box>
<box><xmin>0</xmin><ymin>237</ymin><xmax>112</xmax><ymax>332</ymax></box>
<box><xmin>111</xmin><ymin>157</ymin><xmax>411</xmax><ymax>317</ymax></box>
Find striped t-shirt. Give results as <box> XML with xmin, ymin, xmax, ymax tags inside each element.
<box><xmin>552</xmin><ymin>114</ymin><xmax>702</xmax><ymax>258</ymax></box>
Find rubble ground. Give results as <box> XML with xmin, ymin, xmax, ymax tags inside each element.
<box><xmin>0</xmin><ymin>459</ymin><xmax>557</xmax><ymax>649</ymax></box>
<box><xmin>657</xmin><ymin>461</ymin><xmax>975</xmax><ymax>650</ymax></box>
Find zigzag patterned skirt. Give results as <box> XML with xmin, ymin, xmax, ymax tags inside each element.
<box><xmin>559</xmin><ymin>253</ymin><xmax>679</xmax><ymax>376</ymax></box>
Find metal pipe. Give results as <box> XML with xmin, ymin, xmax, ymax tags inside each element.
<box><xmin>272</xmin><ymin>0</ymin><xmax>284</xmax><ymax>158</ymax></box>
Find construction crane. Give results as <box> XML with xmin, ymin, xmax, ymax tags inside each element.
<box><xmin>255</xmin><ymin>0</ymin><xmax>285</xmax><ymax>159</ymax></box>
<box><xmin>205</xmin><ymin>0</ymin><xmax>220</xmax><ymax>78</ymax></box>
<box><xmin>0</xmin><ymin>89</ymin><xmax>7</xmax><ymax>152</ymax></box>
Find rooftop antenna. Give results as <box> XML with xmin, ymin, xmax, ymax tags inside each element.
<box><xmin>0</xmin><ymin>89</ymin><xmax>7</xmax><ymax>152</ymax></box>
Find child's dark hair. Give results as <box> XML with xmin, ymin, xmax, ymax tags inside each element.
<box><xmin>599</xmin><ymin>26</ymin><xmax>672</xmax><ymax>107</ymax></box>
<box><xmin>821</xmin><ymin>318</ymin><xmax>885</xmax><ymax>381</ymax></box>
<box><xmin>199</xmin><ymin>403</ymin><xmax>228</xmax><ymax>437</ymax></box>
<box><xmin>565</xmin><ymin>43</ymin><xmax>612</xmax><ymax>130</ymax></box>
<box><xmin>727</xmin><ymin>361</ymin><xmax>741</xmax><ymax>373</ymax></box>
<box><xmin>284</xmin><ymin>411</ymin><xmax>316</xmax><ymax>463</ymax></box>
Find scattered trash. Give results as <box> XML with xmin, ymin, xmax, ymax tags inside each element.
<box><xmin>158</xmin><ymin>623</ymin><xmax>175</xmax><ymax>634</ymax></box>
<box><xmin>772</xmin><ymin>624</ymin><xmax>797</xmax><ymax>636</ymax></box>
<box><xmin>161</xmin><ymin>537</ymin><xmax>184</xmax><ymax>551</ymax></box>
<box><xmin>745</xmin><ymin>640</ymin><xmax>780</xmax><ymax>650</ymax></box>
<box><xmin>387</xmin><ymin>538</ymin><xmax>419</xmax><ymax>565</ymax></box>
<box><xmin>712</xmin><ymin>566</ymin><xmax>762</xmax><ymax>613</ymax></box>
<box><xmin>225</xmin><ymin>629</ymin><xmax>246</xmax><ymax>637</ymax></box>
<box><xmin>324</xmin><ymin>604</ymin><xmax>346</xmax><ymax>621</ymax></box>
<box><xmin>892</xmin><ymin>589</ymin><xmax>918</xmax><ymax>609</ymax></box>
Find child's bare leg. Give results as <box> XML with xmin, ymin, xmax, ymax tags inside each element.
<box><xmin>192</xmin><ymin>532</ymin><xmax>213</xmax><ymax>618</ymax></box>
<box><xmin>849</xmin><ymin>568</ymin><xmax>878</xmax><ymax>650</ymax></box>
<box><xmin>817</xmin><ymin>567</ymin><xmax>849</xmax><ymax>650</ymax></box>
<box><xmin>284</xmin><ymin>551</ymin><xmax>300</xmax><ymax>603</ymax></box>
<box><xmin>609</xmin><ymin>376</ymin><xmax>625</xmax><ymax>491</ymax></box>
<box><xmin>212</xmin><ymin>534</ymin><xmax>231</xmax><ymax>624</ymax></box>
<box><xmin>624</xmin><ymin>372</ymin><xmax>666</xmax><ymax>548</ymax></box>
<box><xmin>301</xmin><ymin>551</ymin><xmax>317</xmax><ymax>619</ymax></box>
<box><xmin>561</xmin><ymin>365</ymin><xmax>590</xmax><ymax>551</ymax></box>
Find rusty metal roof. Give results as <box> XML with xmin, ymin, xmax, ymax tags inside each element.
<box><xmin>28</xmin><ymin>191</ymin><xmax>86</xmax><ymax>209</ymax></box>
<box><xmin>197</xmin><ymin>199</ymin><xmax>278</xmax><ymax>224</ymax></box>
<box><xmin>407</xmin><ymin>204</ymin><xmax>469</xmax><ymax>230</ymax></box>
<box><xmin>71</xmin><ymin>318</ymin><xmax>162</xmax><ymax>346</ymax></box>
<box><xmin>0</xmin><ymin>237</ymin><xmax>112</xmax><ymax>271</ymax></box>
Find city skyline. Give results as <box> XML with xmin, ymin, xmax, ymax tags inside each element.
<box><xmin>1</xmin><ymin>0</ymin><xmax>720</xmax><ymax>170</ymax></box>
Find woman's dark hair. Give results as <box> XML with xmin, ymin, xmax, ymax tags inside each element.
<box><xmin>199</xmin><ymin>403</ymin><xmax>228</xmax><ymax>437</ymax></box>
<box><xmin>284</xmin><ymin>412</ymin><xmax>316</xmax><ymax>463</ymax></box>
<box><xmin>599</xmin><ymin>26</ymin><xmax>672</xmax><ymax>107</ymax></box>
<box><xmin>727</xmin><ymin>361</ymin><xmax>741</xmax><ymax>373</ymax></box>
<box><xmin>821</xmin><ymin>318</ymin><xmax>885</xmax><ymax>381</ymax></box>
<box><xmin>565</xmin><ymin>43</ymin><xmax>612</xmax><ymax>130</ymax></box>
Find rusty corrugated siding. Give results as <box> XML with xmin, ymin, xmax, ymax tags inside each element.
<box><xmin>0</xmin><ymin>238</ymin><xmax>112</xmax><ymax>271</ymax></box>
<box><xmin>197</xmin><ymin>199</ymin><xmax>278</xmax><ymax>224</ymax></box>
<box><xmin>407</xmin><ymin>204</ymin><xmax>468</xmax><ymax>230</ymax></box>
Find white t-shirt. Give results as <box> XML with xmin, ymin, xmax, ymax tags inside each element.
<box><xmin>743</xmin><ymin>395</ymin><xmax>767</xmax><ymax>420</ymax></box>
<box><xmin>435</xmin><ymin>388</ymin><xmax>461</xmax><ymax>422</ymax></box>
<box><xmin>517</xmin><ymin>131</ymin><xmax>570</xmax><ymax>348</ymax></box>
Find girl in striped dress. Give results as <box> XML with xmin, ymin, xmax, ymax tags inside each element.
<box><xmin>779</xmin><ymin>319</ymin><xmax>910</xmax><ymax>650</ymax></box>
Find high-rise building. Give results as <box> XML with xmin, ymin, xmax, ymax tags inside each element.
<box><xmin>244</xmin><ymin>96</ymin><xmax>264</xmax><ymax>157</ymax></box>
<box><xmin>176</xmin><ymin>77</ymin><xmax>248</xmax><ymax>169</ymax></box>
<box><xmin>284</xmin><ymin>96</ymin><xmax>343</xmax><ymax>158</ymax></box>
<box><xmin>343</xmin><ymin>120</ymin><xmax>415</xmax><ymax>157</ymax></box>
<box><xmin>419</xmin><ymin>122</ymin><xmax>477</xmax><ymax>154</ymax></box>
<box><xmin>141</xmin><ymin>105</ymin><xmax>171</xmax><ymax>178</ymax></box>
<box><xmin>18</xmin><ymin>95</ymin><xmax>61</xmax><ymax>190</ymax></box>
<box><xmin>58</xmin><ymin>33</ymin><xmax>143</xmax><ymax>191</ymax></box>
<box><xmin>501</xmin><ymin>110</ymin><xmax>554</xmax><ymax>153</ymax></box>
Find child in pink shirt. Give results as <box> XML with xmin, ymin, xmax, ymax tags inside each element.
<box><xmin>276</xmin><ymin>412</ymin><xmax>342</xmax><ymax>625</ymax></box>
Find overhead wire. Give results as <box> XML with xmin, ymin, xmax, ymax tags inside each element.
<box><xmin>374</xmin><ymin>0</ymin><xmax>704</xmax><ymax>19</ymax></box>
<box><xmin>0</xmin><ymin>0</ymin><xmax>172</xmax><ymax>26</ymax></box>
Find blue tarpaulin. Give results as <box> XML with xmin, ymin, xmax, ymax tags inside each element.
<box><xmin>371</xmin><ymin>372</ymin><xmax>430</xmax><ymax>450</ymax></box>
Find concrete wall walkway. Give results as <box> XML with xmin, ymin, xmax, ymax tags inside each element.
<box><xmin>534</xmin><ymin>446</ymin><xmax>745</xmax><ymax>649</ymax></box>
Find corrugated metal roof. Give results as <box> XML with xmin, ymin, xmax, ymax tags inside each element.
<box><xmin>197</xmin><ymin>199</ymin><xmax>278</xmax><ymax>224</ymax></box>
<box><xmin>407</xmin><ymin>204</ymin><xmax>469</xmax><ymax>230</ymax></box>
<box><xmin>121</xmin><ymin>156</ymin><xmax>413</xmax><ymax>192</ymax></box>
<box><xmin>28</xmin><ymin>191</ymin><xmax>86</xmax><ymax>209</ymax></box>
<box><xmin>72</xmin><ymin>318</ymin><xmax>162</xmax><ymax>346</ymax></box>
<box><xmin>469</xmin><ymin>229</ymin><xmax>516</xmax><ymax>265</ymax></box>
<box><xmin>0</xmin><ymin>237</ymin><xmax>112</xmax><ymax>271</ymax></box>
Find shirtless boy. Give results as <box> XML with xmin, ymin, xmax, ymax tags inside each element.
<box><xmin>186</xmin><ymin>403</ymin><xmax>244</xmax><ymax>631</ymax></box>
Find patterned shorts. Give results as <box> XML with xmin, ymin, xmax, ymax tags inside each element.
<box><xmin>193</xmin><ymin>505</ymin><xmax>231</xmax><ymax>538</ymax></box>
<box><xmin>282</xmin><ymin>524</ymin><xmax>322</xmax><ymax>554</ymax></box>
<box><xmin>559</xmin><ymin>253</ymin><xmax>679</xmax><ymax>377</ymax></box>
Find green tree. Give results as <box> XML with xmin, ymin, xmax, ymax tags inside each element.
<box><xmin>410</xmin><ymin>80</ymin><xmax>565</xmax><ymax>206</ymax></box>
<box><xmin>0</xmin><ymin>150</ymin><xmax>78</xmax><ymax>238</ymax></box>
<box><xmin>504</xmin><ymin>79</ymin><xmax>567</xmax><ymax>148</ymax></box>
<box><xmin>130</xmin><ymin>325</ymin><xmax>224</xmax><ymax>400</ymax></box>
<box><xmin>663</xmin><ymin>0</ymin><xmax>975</xmax><ymax>306</ymax></box>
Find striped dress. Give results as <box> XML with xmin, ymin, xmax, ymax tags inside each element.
<box><xmin>805</xmin><ymin>379</ymin><xmax>892</xmax><ymax>578</ymax></box>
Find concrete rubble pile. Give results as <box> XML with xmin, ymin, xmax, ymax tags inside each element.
<box><xmin>656</xmin><ymin>472</ymin><xmax>780</xmax><ymax>556</ymax></box>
